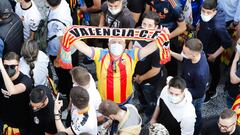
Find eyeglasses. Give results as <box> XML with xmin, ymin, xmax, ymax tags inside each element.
<box><xmin>218</xmin><ymin>121</ymin><xmax>236</xmax><ymax>130</ymax></box>
<box><xmin>4</xmin><ymin>64</ymin><xmax>18</xmax><ymax>69</ymax></box>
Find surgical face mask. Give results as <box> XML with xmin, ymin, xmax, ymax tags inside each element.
<box><xmin>201</xmin><ymin>14</ymin><xmax>213</xmax><ymax>22</ymax></box>
<box><xmin>236</xmin><ymin>44</ymin><xmax>240</xmax><ymax>54</ymax></box>
<box><xmin>108</xmin><ymin>7</ymin><xmax>122</xmax><ymax>15</ymax></box>
<box><xmin>168</xmin><ymin>94</ymin><xmax>182</xmax><ymax>104</ymax></box>
<box><xmin>110</xmin><ymin>43</ymin><xmax>123</xmax><ymax>56</ymax></box>
<box><xmin>181</xmin><ymin>51</ymin><xmax>189</xmax><ymax>59</ymax></box>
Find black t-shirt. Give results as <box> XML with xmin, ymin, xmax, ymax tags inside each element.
<box><xmin>84</xmin><ymin>0</ymin><xmax>93</xmax><ymax>8</ymax></box>
<box><xmin>30</xmin><ymin>86</ymin><xmax>57</xmax><ymax>135</ymax></box>
<box><xmin>133</xmin><ymin>40</ymin><xmax>163</xmax><ymax>87</ymax></box>
<box><xmin>201</xmin><ymin>117</ymin><xmax>240</xmax><ymax>135</ymax></box>
<box><xmin>0</xmin><ymin>72</ymin><xmax>32</xmax><ymax>128</ymax></box>
<box><xmin>127</xmin><ymin>0</ymin><xmax>146</xmax><ymax>13</ymax></box>
<box><xmin>101</xmin><ymin>2</ymin><xmax>135</xmax><ymax>28</ymax></box>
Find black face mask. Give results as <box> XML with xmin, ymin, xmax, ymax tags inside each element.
<box><xmin>4</xmin><ymin>65</ymin><xmax>17</xmax><ymax>77</ymax></box>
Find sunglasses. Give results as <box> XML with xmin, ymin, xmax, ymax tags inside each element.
<box><xmin>4</xmin><ymin>64</ymin><xmax>18</xmax><ymax>69</ymax></box>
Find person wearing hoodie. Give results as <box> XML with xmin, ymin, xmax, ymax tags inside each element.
<box><xmin>150</xmin><ymin>76</ymin><xmax>196</xmax><ymax>135</ymax></box>
<box><xmin>197</xmin><ymin>0</ymin><xmax>232</xmax><ymax>103</ymax></box>
<box><xmin>98</xmin><ymin>100</ymin><xmax>142</xmax><ymax>135</ymax></box>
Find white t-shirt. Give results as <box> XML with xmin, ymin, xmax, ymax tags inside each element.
<box><xmin>19</xmin><ymin>51</ymin><xmax>49</xmax><ymax>86</ymax></box>
<box><xmin>88</xmin><ymin>74</ymin><xmax>102</xmax><ymax>111</ymax></box>
<box><xmin>47</xmin><ymin>0</ymin><xmax>72</xmax><ymax>56</ymax></box>
<box><xmin>71</xmin><ymin>104</ymin><xmax>98</xmax><ymax>135</ymax></box>
<box><xmin>15</xmin><ymin>1</ymin><xmax>41</xmax><ymax>41</ymax></box>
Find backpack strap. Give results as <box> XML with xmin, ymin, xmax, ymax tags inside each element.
<box><xmin>47</xmin><ymin>19</ymin><xmax>67</xmax><ymax>43</ymax></box>
<box><xmin>109</xmin><ymin>10</ymin><xmax>123</xmax><ymax>28</ymax></box>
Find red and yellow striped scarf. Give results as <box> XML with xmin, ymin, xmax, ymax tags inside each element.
<box><xmin>55</xmin><ymin>26</ymin><xmax>171</xmax><ymax>69</ymax></box>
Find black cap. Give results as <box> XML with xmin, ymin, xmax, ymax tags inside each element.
<box><xmin>0</xmin><ymin>0</ymin><xmax>13</xmax><ymax>17</ymax></box>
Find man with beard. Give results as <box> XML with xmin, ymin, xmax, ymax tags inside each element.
<box><xmin>201</xmin><ymin>108</ymin><xmax>240</xmax><ymax>135</ymax></box>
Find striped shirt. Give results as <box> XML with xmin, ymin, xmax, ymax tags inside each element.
<box><xmin>91</xmin><ymin>47</ymin><xmax>140</xmax><ymax>104</ymax></box>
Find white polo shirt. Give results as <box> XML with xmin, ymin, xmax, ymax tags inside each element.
<box><xmin>71</xmin><ymin>104</ymin><xmax>98</xmax><ymax>135</ymax></box>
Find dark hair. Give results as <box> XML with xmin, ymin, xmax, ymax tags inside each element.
<box><xmin>143</xmin><ymin>11</ymin><xmax>160</xmax><ymax>26</ymax></box>
<box><xmin>185</xmin><ymin>38</ymin><xmax>203</xmax><ymax>52</ymax></box>
<box><xmin>202</xmin><ymin>0</ymin><xmax>217</xmax><ymax>10</ymax></box>
<box><xmin>107</xmin><ymin>0</ymin><xmax>122</xmax><ymax>4</ymax></box>
<box><xmin>70</xmin><ymin>66</ymin><xmax>90</xmax><ymax>86</ymax></box>
<box><xmin>30</xmin><ymin>85</ymin><xmax>48</xmax><ymax>103</ymax></box>
<box><xmin>24</xmin><ymin>0</ymin><xmax>31</xmax><ymax>2</ymax></box>
<box><xmin>21</xmin><ymin>40</ymin><xmax>39</xmax><ymax>85</ymax></box>
<box><xmin>47</xmin><ymin>0</ymin><xmax>61</xmax><ymax>7</ymax></box>
<box><xmin>220</xmin><ymin>108</ymin><xmax>237</xmax><ymax>119</ymax></box>
<box><xmin>70</xmin><ymin>86</ymin><xmax>89</xmax><ymax>110</ymax></box>
<box><xmin>168</xmin><ymin>76</ymin><xmax>186</xmax><ymax>91</ymax></box>
<box><xmin>98</xmin><ymin>100</ymin><xmax>120</xmax><ymax>116</ymax></box>
<box><xmin>3</xmin><ymin>52</ymin><xmax>20</xmax><ymax>61</ymax></box>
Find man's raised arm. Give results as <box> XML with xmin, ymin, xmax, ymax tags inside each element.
<box><xmin>72</xmin><ymin>40</ymin><xmax>93</xmax><ymax>58</ymax></box>
<box><xmin>139</xmin><ymin>28</ymin><xmax>170</xmax><ymax>60</ymax></box>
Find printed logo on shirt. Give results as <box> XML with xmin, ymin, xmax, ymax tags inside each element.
<box><xmin>106</xmin><ymin>15</ymin><xmax>120</xmax><ymax>28</ymax></box>
<box><xmin>34</xmin><ymin>116</ymin><xmax>40</xmax><ymax>124</ymax></box>
<box><xmin>163</xmin><ymin>8</ymin><xmax>169</xmax><ymax>14</ymax></box>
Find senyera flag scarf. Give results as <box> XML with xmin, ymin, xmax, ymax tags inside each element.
<box><xmin>55</xmin><ymin>25</ymin><xmax>171</xmax><ymax>69</ymax></box>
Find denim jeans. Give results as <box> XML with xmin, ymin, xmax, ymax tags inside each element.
<box><xmin>192</xmin><ymin>95</ymin><xmax>205</xmax><ymax>135</ymax></box>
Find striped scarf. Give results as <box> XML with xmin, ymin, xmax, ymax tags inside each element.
<box><xmin>55</xmin><ymin>26</ymin><xmax>171</xmax><ymax>69</ymax></box>
<box><xmin>232</xmin><ymin>94</ymin><xmax>240</xmax><ymax>125</ymax></box>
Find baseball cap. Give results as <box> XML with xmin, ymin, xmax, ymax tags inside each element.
<box><xmin>0</xmin><ymin>0</ymin><xmax>13</xmax><ymax>19</ymax></box>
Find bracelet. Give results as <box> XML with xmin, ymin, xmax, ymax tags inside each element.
<box><xmin>55</xmin><ymin>115</ymin><xmax>61</xmax><ymax>120</ymax></box>
<box><xmin>55</xmin><ymin>117</ymin><xmax>61</xmax><ymax>120</ymax></box>
<box><xmin>54</xmin><ymin>113</ymin><xmax>61</xmax><ymax>116</ymax></box>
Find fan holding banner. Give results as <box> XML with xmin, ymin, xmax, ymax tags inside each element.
<box><xmin>56</xmin><ymin>26</ymin><xmax>170</xmax><ymax>104</ymax></box>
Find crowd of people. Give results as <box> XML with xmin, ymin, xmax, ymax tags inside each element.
<box><xmin>0</xmin><ymin>0</ymin><xmax>240</xmax><ymax>134</ymax></box>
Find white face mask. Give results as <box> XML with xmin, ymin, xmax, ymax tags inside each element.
<box><xmin>236</xmin><ymin>44</ymin><xmax>240</xmax><ymax>54</ymax></box>
<box><xmin>108</xmin><ymin>7</ymin><xmax>122</xmax><ymax>15</ymax></box>
<box><xmin>201</xmin><ymin>14</ymin><xmax>213</xmax><ymax>22</ymax></box>
<box><xmin>110</xmin><ymin>43</ymin><xmax>123</xmax><ymax>56</ymax></box>
<box><xmin>181</xmin><ymin>51</ymin><xmax>189</xmax><ymax>59</ymax></box>
<box><xmin>168</xmin><ymin>94</ymin><xmax>182</xmax><ymax>104</ymax></box>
